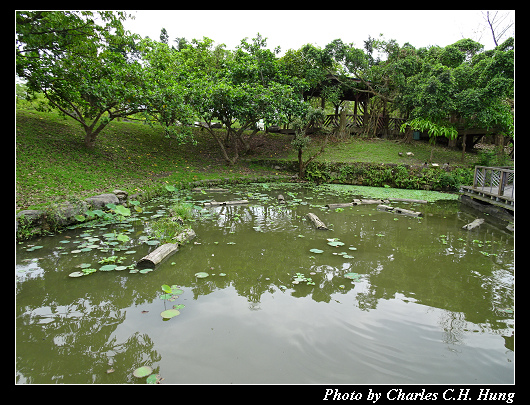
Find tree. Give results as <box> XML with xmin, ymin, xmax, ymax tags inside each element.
<box><xmin>137</xmin><ymin>38</ymin><xmax>196</xmax><ymax>145</ymax></box>
<box><xmin>16</xmin><ymin>11</ymin><xmax>146</xmax><ymax>148</ymax></box>
<box><xmin>159</xmin><ymin>27</ymin><xmax>169</xmax><ymax>44</ymax></box>
<box><xmin>395</xmin><ymin>37</ymin><xmax>513</xmax><ymax>159</ymax></box>
<box><xmin>483</xmin><ymin>11</ymin><xmax>515</xmax><ymax>47</ymax></box>
<box><xmin>291</xmin><ymin>107</ymin><xmax>329</xmax><ymax>178</ymax></box>
<box><xmin>188</xmin><ymin>34</ymin><xmax>306</xmax><ymax>165</ymax></box>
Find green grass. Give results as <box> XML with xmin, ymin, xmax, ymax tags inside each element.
<box><xmin>283</xmin><ymin>136</ymin><xmax>480</xmax><ymax>166</ymax></box>
<box><xmin>16</xmin><ymin>109</ymin><xmax>484</xmax><ymax>211</ymax></box>
<box><xmin>16</xmin><ymin>109</ymin><xmax>278</xmax><ymax>210</ymax></box>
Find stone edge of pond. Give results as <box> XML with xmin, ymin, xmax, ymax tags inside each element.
<box><xmin>15</xmin><ymin>174</ymin><xmax>297</xmax><ymax>241</ymax></box>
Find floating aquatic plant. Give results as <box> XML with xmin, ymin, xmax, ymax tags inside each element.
<box><xmin>292</xmin><ymin>272</ymin><xmax>316</xmax><ymax>286</ymax></box>
<box><xmin>133</xmin><ymin>366</ymin><xmax>153</xmax><ymax>378</ymax></box>
<box><xmin>309</xmin><ymin>248</ymin><xmax>324</xmax><ymax>254</ymax></box>
<box><xmin>195</xmin><ymin>272</ymin><xmax>209</xmax><ymax>278</ymax></box>
<box><xmin>160</xmin><ymin>309</ymin><xmax>180</xmax><ymax>319</ymax></box>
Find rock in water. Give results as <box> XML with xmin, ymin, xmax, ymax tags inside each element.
<box><xmin>85</xmin><ymin>193</ymin><xmax>119</xmax><ymax>208</ymax></box>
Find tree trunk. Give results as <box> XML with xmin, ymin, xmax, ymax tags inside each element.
<box><xmin>461</xmin><ymin>131</ymin><xmax>467</xmax><ymax>162</ymax></box>
<box><xmin>401</xmin><ymin>127</ymin><xmax>413</xmax><ymax>144</ymax></box>
<box><xmin>298</xmin><ymin>148</ymin><xmax>304</xmax><ymax>178</ymax></box>
<box><xmin>429</xmin><ymin>136</ymin><xmax>436</xmax><ymax>163</ymax></box>
<box><xmin>207</xmin><ymin>127</ymin><xmax>238</xmax><ymax>165</ymax></box>
<box><xmin>338</xmin><ymin>106</ymin><xmax>348</xmax><ymax>139</ymax></box>
<box><xmin>84</xmin><ymin>128</ymin><xmax>98</xmax><ymax>149</ymax></box>
<box><xmin>306</xmin><ymin>213</ymin><xmax>328</xmax><ymax>230</ymax></box>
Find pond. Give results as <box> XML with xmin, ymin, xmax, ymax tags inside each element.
<box><xmin>15</xmin><ymin>183</ymin><xmax>514</xmax><ymax>384</ymax></box>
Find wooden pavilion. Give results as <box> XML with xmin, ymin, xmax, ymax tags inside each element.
<box><xmin>275</xmin><ymin>74</ymin><xmax>405</xmax><ymax>137</ymax></box>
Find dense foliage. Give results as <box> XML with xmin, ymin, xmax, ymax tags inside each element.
<box><xmin>16</xmin><ymin>11</ymin><xmax>514</xmax><ymax>167</ymax></box>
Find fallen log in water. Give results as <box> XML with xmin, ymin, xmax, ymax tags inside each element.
<box><xmin>137</xmin><ymin>243</ymin><xmax>179</xmax><ymax>269</ymax></box>
<box><xmin>203</xmin><ymin>200</ymin><xmax>249</xmax><ymax>207</ymax></box>
<box><xmin>389</xmin><ymin>198</ymin><xmax>428</xmax><ymax>204</ymax></box>
<box><xmin>377</xmin><ymin>204</ymin><xmax>423</xmax><ymax>217</ymax></box>
<box><xmin>326</xmin><ymin>203</ymin><xmax>355</xmax><ymax>209</ymax></box>
<box><xmin>191</xmin><ymin>187</ymin><xmax>229</xmax><ymax>192</ymax></box>
<box><xmin>462</xmin><ymin>218</ymin><xmax>484</xmax><ymax>230</ymax></box>
<box><xmin>136</xmin><ymin>228</ymin><xmax>196</xmax><ymax>269</ymax></box>
<box><xmin>306</xmin><ymin>213</ymin><xmax>328</xmax><ymax>230</ymax></box>
<box><xmin>353</xmin><ymin>199</ymin><xmax>390</xmax><ymax>205</ymax></box>
<box><xmin>393</xmin><ymin>207</ymin><xmax>423</xmax><ymax>217</ymax></box>
<box><xmin>173</xmin><ymin>227</ymin><xmax>196</xmax><ymax>244</ymax></box>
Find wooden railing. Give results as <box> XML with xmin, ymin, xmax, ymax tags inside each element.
<box><xmin>322</xmin><ymin>114</ymin><xmax>405</xmax><ymax>133</ymax></box>
<box><xmin>472</xmin><ymin>166</ymin><xmax>514</xmax><ymax>200</ymax></box>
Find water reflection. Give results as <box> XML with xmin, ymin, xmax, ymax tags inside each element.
<box><xmin>16</xmin><ymin>184</ymin><xmax>514</xmax><ymax>383</ymax></box>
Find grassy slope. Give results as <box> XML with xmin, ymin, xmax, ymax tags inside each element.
<box><xmin>15</xmin><ymin>110</ymin><xmax>278</xmax><ymax>210</ymax></box>
<box><xmin>16</xmin><ymin>109</ymin><xmax>478</xmax><ymax>210</ymax></box>
<box><xmin>281</xmin><ymin>136</ymin><xmax>479</xmax><ymax>166</ymax></box>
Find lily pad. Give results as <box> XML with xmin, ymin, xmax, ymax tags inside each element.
<box><xmin>161</xmin><ymin>284</ymin><xmax>172</xmax><ymax>293</ymax></box>
<box><xmin>68</xmin><ymin>271</ymin><xmax>85</xmax><ymax>278</ymax></box>
<box><xmin>146</xmin><ymin>240</ymin><xmax>160</xmax><ymax>245</ymax></box>
<box><xmin>219</xmin><ymin>273</ymin><xmax>227</xmax><ymax>276</ymax></box>
<box><xmin>133</xmin><ymin>366</ymin><xmax>153</xmax><ymax>378</ymax></box>
<box><xmin>114</xmin><ymin>205</ymin><xmax>131</xmax><ymax>216</ymax></box>
<box><xmin>309</xmin><ymin>248</ymin><xmax>324</xmax><ymax>254</ymax></box>
<box><xmin>343</xmin><ymin>255</ymin><xmax>355</xmax><ymax>259</ymax></box>
<box><xmin>114</xmin><ymin>266</ymin><xmax>128</xmax><ymax>271</ymax></box>
<box><xmin>116</xmin><ymin>234</ymin><xmax>130</xmax><ymax>243</ymax></box>
<box><xmin>327</xmin><ymin>241</ymin><xmax>345</xmax><ymax>247</ymax></box>
<box><xmin>173</xmin><ymin>304</ymin><xmax>185</xmax><ymax>310</ymax></box>
<box><xmin>160</xmin><ymin>309</ymin><xmax>180</xmax><ymax>319</ymax></box>
<box><xmin>99</xmin><ymin>264</ymin><xmax>117</xmax><ymax>271</ymax></box>
<box><xmin>344</xmin><ymin>272</ymin><xmax>361</xmax><ymax>280</ymax></box>
<box><xmin>146</xmin><ymin>374</ymin><xmax>158</xmax><ymax>384</ymax></box>
<box><xmin>195</xmin><ymin>272</ymin><xmax>209</xmax><ymax>278</ymax></box>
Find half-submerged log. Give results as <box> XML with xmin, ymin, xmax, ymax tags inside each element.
<box><xmin>393</xmin><ymin>207</ymin><xmax>423</xmax><ymax>217</ymax></box>
<box><xmin>191</xmin><ymin>187</ymin><xmax>229</xmax><ymax>192</ymax></box>
<box><xmin>306</xmin><ymin>213</ymin><xmax>328</xmax><ymax>230</ymax></box>
<box><xmin>137</xmin><ymin>243</ymin><xmax>179</xmax><ymax>269</ymax></box>
<box><xmin>173</xmin><ymin>227</ymin><xmax>196</xmax><ymax>244</ymax></box>
<box><xmin>353</xmin><ymin>199</ymin><xmax>390</xmax><ymax>205</ymax></box>
<box><xmin>136</xmin><ymin>228</ymin><xmax>196</xmax><ymax>269</ymax></box>
<box><xmin>203</xmin><ymin>200</ymin><xmax>249</xmax><ymax>207</ymax></box>
<box><xmin>389</xmin><ymin>198</ymin><xmax>428</xmax><ymax>204</ymax></box>
<box><xmin>377</xmin><ymin>204</ymin><xmax>423</xmax><ymax>217</ymax></box>
<box><xmin>462</xmin><ymin>218</ymin><xmax>484</xmax><ymax>230</ymax></box>
<box><xmin>326</xmin><ymin>202</ymin><xmax>355</xmax><ymax>209</ymax></box>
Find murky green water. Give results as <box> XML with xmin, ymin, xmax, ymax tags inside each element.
<box><xmin>16</xmin><ymin>183</ymin><xmax>514</xmax><ymax>384</ymax></box>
